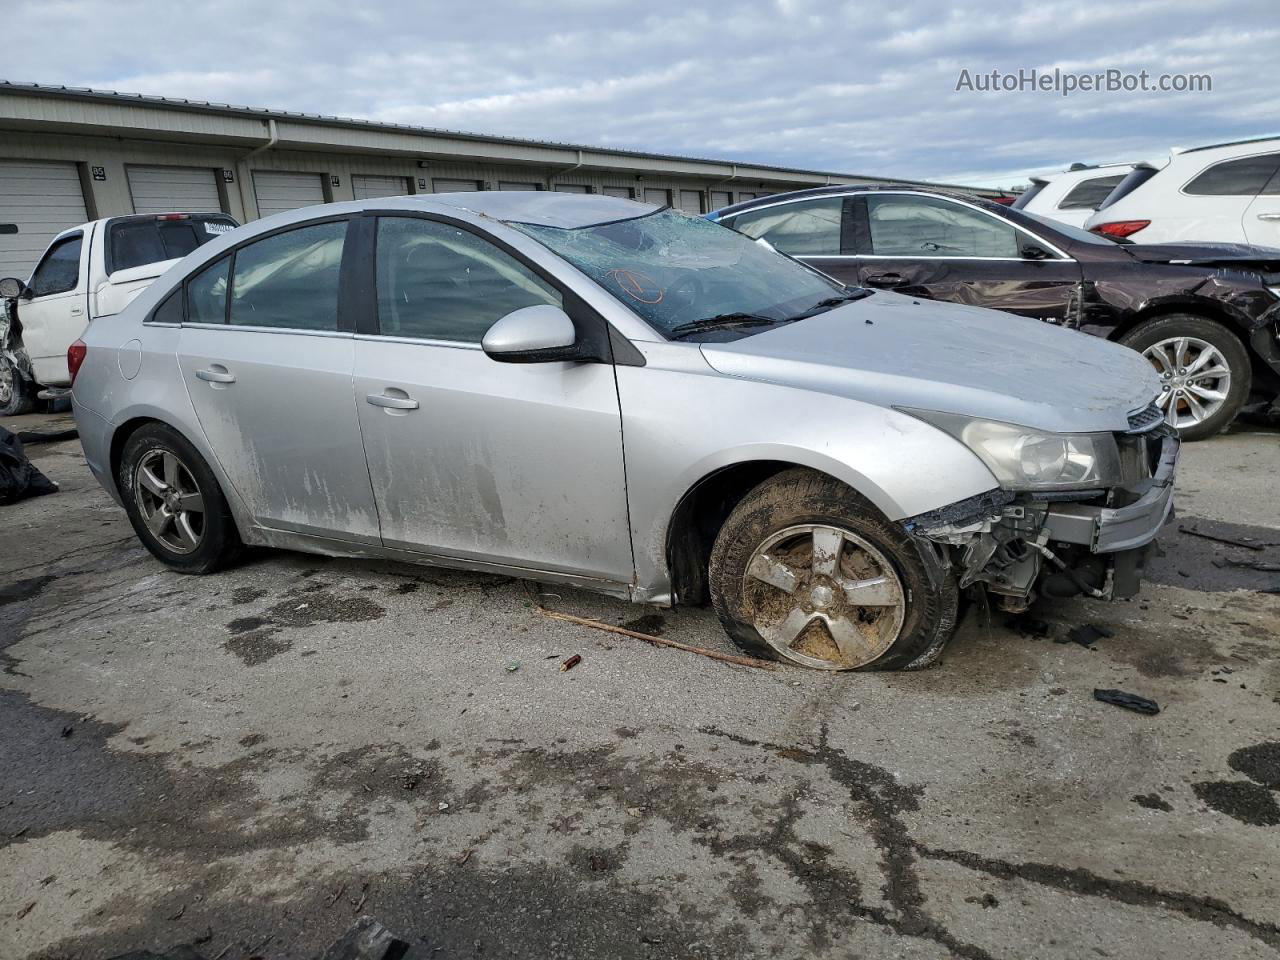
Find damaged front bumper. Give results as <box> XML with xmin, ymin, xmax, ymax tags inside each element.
<box><xmin>905</xmin><ymin>424</ymin><xmax>1179</xmax><ymax>608</ymax></box>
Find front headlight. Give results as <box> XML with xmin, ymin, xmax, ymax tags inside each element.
<box><xmin>901</xmin><ymin>410</ymin><xmax>1121</xmax><ymax>490</ymax></box>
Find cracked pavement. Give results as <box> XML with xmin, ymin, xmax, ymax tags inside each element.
<box><xmin>1</xmin><ymin>415</ymin><xmax>1278</xmax><ymax>959</ymax></box>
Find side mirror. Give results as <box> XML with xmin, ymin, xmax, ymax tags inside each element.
<box><xmin>1021</xmin><ymin>244</ymin><xmax>1051</xmax><ymax>261</ymax></box>
<box><xmin>0</xmin><ymin>277</ymin><xmax>28</xmax><ymax>299</ymax></box>
<box><xmin>482</xmin><ymin>304</ymin><xmax>579</xmax><ymax>363</ymax></box>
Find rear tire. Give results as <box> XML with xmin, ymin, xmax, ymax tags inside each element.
<box><xmin>0</xmin><ymin>356</ymin><xmax>36</xmax><ymax>416</ymax></box>
<box><xmin>1118</xmin><ymin>314</ymin><xmax>1251</xmax><ymax>441</ymax></box>
<box><xmin>708</xmin><ymin>468</ymin><xmax>958</xmax><ymax>671</ymax></box>
<box><xmin>119</xmin><ymin>423</ymin><xmax>242</xmax><ymax>574</ymax></box>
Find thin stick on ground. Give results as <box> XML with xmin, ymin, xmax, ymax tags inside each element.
<box><xmin>526</xmin><ymin>591</ymin><xmax>776</xmax><ymax>671</ymax></box>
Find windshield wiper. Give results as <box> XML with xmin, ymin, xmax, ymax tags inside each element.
<box><xmin>788</xmin><ymin>288</ymin><xmax>873</xmax><ymax>320</ymax></box>
<box><xmin>667</xmin><ymin>313</ymin><xmax>783</xmax><ymax>340</ymax></box>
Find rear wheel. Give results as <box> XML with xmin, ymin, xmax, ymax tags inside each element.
<box><xmin>0</xmin><ymin>356</ymin><xmax>35</xmax><ymax>416</ymax></box>
<box><xmin>709</xmin><ymin>469</ymin><xmax>958</xmax><ymax>671</ymax></box>
<box><xmin>119</xmin><ymin>423</ymin><xmax>242</xmax><ymax>573</ymax></box>
<box><xmin>1118</xmin><ymin>314</ymin><xmax>1251</xmax><ymax>441</ymax></box>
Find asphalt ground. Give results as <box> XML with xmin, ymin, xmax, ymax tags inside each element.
<box><xmin>2</xmin><ymin>413</ymin><xmax>1278</xmax><ymax>960</ymax></box>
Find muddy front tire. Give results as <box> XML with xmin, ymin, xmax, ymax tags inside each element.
<box><xmin>119</xmin><ymin>423</ymin><xmax>242</xmax><ymax>574</ymax></box>
<box><xmin>709</xmin><ymin>468</ymin><xmax>958</xmax><ymax>671</ymax></box>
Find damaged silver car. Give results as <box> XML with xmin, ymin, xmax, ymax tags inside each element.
<box><xmin>70</xmin><ymin>193</ymin><xmax>1177</xmax><ymax>671</ymax></box>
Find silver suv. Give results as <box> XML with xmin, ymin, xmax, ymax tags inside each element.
<box><xmin>70</xmin><ymin>193</ymin><xmax>1177</xmax><ymax>671</ymax></box>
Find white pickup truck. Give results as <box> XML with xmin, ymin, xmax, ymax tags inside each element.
<box><xmin>1</xmin><ymin>212</ymin><xmax>239</xmax><ymax>415</ymax></box>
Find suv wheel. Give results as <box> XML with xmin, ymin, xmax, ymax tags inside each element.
<box><xmin>1119</xmin><ymin>314</ymin><xmax>1251</xmax><ymax>441</ymax></box>
<box><xmin>709</xmin><ymin>468</ymin><xmax>958</xmax><ymax>671</ymax></box>
<box><xmin>119</xmin><ymin>423</ymin><xmax>242</xmax><ymax>573</ymax></box>
<box><xmin>0</xmin><ymin>356</ymin><xmax>36</xmax><ymax>416</ymax></box>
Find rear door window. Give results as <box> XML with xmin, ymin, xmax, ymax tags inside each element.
<box><xmin>229</xmin><ymin>221</ymin><xmax>347</xmax><ymax>331</ymax></box>
<box><xmin>1184</xmin><ymin>154</ymin><xmax>1280</xmax><ymax>196</ymax></box>
<box><xmin>107</xmin><ymin>216</ymin><xmax>239</xmax><ymax>273</ymax></box>
<box><xmin>29</xmin><ymin>234</ymin><xmax>83</xmax><ymax>296</ymax></box>
<box><xmin>186</xmin><ymin>256</ymin><xmax>230</xmax><ymax>324</ymax></box>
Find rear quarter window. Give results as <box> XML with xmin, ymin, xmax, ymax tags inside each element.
<box><xmin>1058</xmin><ymin>175</ymin><xmax>1126</xmax><ymax>210</ymax></box>
<box><xmin>1183</xmin><ymin>154</ymin><xmax>1280</xmax><ymax>196</ymax></box>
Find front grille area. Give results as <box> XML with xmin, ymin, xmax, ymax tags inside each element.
<box><xmin>1125</xmin><ymin>401</ymin><xmax>1165</xmax><ymax>434</ymax></box>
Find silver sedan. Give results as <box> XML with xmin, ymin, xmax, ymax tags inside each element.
<box><xmin>71</xmin><ymin>192</ymin><xmax>1176</xmax><ymax>670</ymax></box>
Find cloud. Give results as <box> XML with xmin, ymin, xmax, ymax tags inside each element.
<box><xmin>4</xmin><ymin>0</ymin><xmax>1277</xmax><ymax>187</ymax></box>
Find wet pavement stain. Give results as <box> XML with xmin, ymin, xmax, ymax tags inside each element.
<box><xmin>221</xmin><ymin>589</ymin><xmax>386</xmax><ymax>665</ymax></box>
<box><xmin>1192</xmin><ymin>780</ymin><xmax>1280</xmax><ymax>826</ymax></box>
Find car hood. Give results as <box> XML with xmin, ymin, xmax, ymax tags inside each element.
<box><xmin>1122</xmin><ymin>241</ymin><xmax>1280</xmax><ymax>268</ymax></box>
<box><xmin>699</xmin><ymin>292</ymin><xmax>1159</xmax><ymax>434</ymax></box>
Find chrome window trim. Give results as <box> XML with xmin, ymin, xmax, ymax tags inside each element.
<box><xmin>727</xmin><ymin>190</ymin><xmax>1073</xmax><ymax>261</ymax></box>
<box><xmin>180</xmin><ymin>322</ymin><xmax>353</xmax><ymax>339</ymax></box>
<box><xmin>354</xmin><ymin>333</ymin><xmax>484</xmax><ymax>350</ymax></box>
<box><xmin>800</xmin><ymin>254</ymin><xmax>1078</xmax><ymax>264</ymax></box>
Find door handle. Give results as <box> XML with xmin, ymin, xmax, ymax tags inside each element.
<box><xmin>196</xmin><ymin>366</ymin><xmax>236</xmax><ymax>384</ymax></box>
<box><xmin>1256</xmin><ymin>213</ymin><xmax>1280</xmax><ymax>221</ymax></box>
<box><xmin>864</xmin><ymin>273</ymin><xmax>907</xmax><ymax>288</ymax></box>
<box><xmin>366</xmin><ymin>392</ymin><xmax>419</xmax><ymax>410</ymax></box>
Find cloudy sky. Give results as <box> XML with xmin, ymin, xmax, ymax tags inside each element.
<box><xmin>7</xmin><ymin>0</ymin><xmax>1278</xmax><ymax>187</ymax></box>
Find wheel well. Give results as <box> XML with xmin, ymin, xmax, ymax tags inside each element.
<box><xmin>666</xmin><ymin>460</ymin><xmax>818</xmax><ymax>606</ymax></box>
<box><xmin>1108</xmin><ymin>302</ymin><xmax>1246</xmax><ymax>346</ymax></box>
<box><xmin>108</xmin><ymin>416</ymin><xmax>164</xmax><ymax>491</ymax></box>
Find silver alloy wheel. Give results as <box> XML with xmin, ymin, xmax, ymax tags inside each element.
<box><xmin>742</xmin><ymin>523</ymin><xmax>906</xmax><ymax>670</ymax></box>
<box><xmin>1143</xmin><ymin>336</ymin><xmax>1231</xmax><ymax>430</ymax></box>
<box><xmin>133</xmin><ymin>449</ymin><xmax>206</xmax><ymax>555</ymax></box>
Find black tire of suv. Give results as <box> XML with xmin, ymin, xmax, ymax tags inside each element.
<box><xmin>119</xmin><ymin>423</ymin><xmax>243</xmax><ymax>574</ymax></box>
<box><xmin>0</xmin><ymin>356</ymin><xmax>36</xmax><ymax>416</ymax></box>
<box><xmin>1118</xmin><ymin>314</ymin><xmax>1252</xmax><ymax>441</ymax></box>
<box><xmin>708</xmin><ymin>468</ymin><xmax>959</xmax><ymax>671</ymax></box>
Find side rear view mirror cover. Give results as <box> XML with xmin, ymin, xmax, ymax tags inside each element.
<box><xmin>482</xmin><ymin>304</ymin><xmax>580</xmax><ymax>363</ymax></box>
<box><xmin>0</xmin><ymin>277</ymin><xmax>27</xmax><ymax>299</ymax></box>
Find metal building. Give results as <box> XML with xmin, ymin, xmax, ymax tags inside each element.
<box><xmin>0</xmin><ymin>81</ymin><xmax>1005</xmax><ymax>278</ymax></box>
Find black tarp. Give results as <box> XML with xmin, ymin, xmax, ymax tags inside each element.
<box><xmin>0</xmin><ymin>426</ymin><xmax>58</xmax><ymax>505</ymax></box>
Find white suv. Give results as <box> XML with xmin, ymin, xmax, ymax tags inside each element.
<box><xmin>1085</xmin><ymin>137</ymin><xmax>1280</xmax><ymax>245</ymax></box>
<box><xmin>1012</xmin><ymin>162</ymin><xmax>1136</xmax><ymax>229</ymax></box>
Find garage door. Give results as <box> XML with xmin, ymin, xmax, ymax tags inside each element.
<box><xmin>678</xmin><ymin>190</ymin><xmax>705</xmax><ymax>214</ymax></box>
<box><xmin>352</xmin><ymin>175</ymin><xmax>409</xmax><ymax>200</ymax></box>
<box><xmin>252</xmin><ymin>171</ymin><xmax>326</xmax><ymax>218</ymax></box>
<box><xmin>433</xmin><ymin>179</ymin><xmax>481</xmax><ymax>192</ymax></box>
<box><xmin>127</xmin><ymin>165</ymin><xmax>222</xmax><ymax>215</ymax></box>
<box><xmin>0</xmin><ymin>160</ymin><xmax>89</xmax><ymax>279</ymax></box>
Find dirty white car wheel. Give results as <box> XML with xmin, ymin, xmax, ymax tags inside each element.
<box><xmin>709</xmin><ymin>468</ymin><xmax>958</xmax><ymax>671</ymax></box>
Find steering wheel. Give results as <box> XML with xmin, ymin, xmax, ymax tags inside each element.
<box><xmin>665</xmin><ymin>273</ymin><xmax>704</xmax><ymax>314</ymax></box>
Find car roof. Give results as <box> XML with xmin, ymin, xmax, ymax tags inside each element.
<box><xmin>708</xmin><ymin>183</ymin><xmax>1003</xmax><ymax>219</ymax></box>
<box><xmin>1178</xmin><ymin>135</ymin><xmax>1280</xmax><ymax>155</ymax></box>
<box><xmin>371</xmin><ymin>190</ymin><xmax>663</xmax><ymax>229</ymax></box>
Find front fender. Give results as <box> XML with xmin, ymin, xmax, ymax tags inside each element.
<box><xmin>615</xmin><ymin>351</ymin><xmax>999</xmax><ymax>599</ymax></box>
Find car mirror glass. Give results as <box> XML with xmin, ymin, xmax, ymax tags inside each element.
<box><xmin>0</xmin><ymin>277</ymin><xmax>27</xmax><ymax>299</ymax></box>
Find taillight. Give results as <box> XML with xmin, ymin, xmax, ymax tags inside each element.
<box><xmin>1091</xmin><ymin>219</ymin><xmax>1151</xmax><ymax>239</ymax></box>
<box><xmin>155</xmin><ymin>213</ymin><xmax>190</xmax><ymax>221</ymax></box>
<box><xmin>67</xmin><ymin>339</ymin><xmax>87</xmax><ymax>385</ymax></box>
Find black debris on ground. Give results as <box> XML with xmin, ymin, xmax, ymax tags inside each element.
<box><xmin>0</xmin><ymin>425</ymin><xmax>58</xmax><ymax>505</ymax></box>
<box><xmin>1005</xmin><ymin>614</ymin><xmax>1050</xmax><ymax>639</ymax></box>
<box><xmin>1093</xmin><ymin>689</ymin><xmax>1160</xmax><ymax>715</ymax></box>
<box><xmin>1060</xmin><ymin>624</ymin><xmax>1113</xmax><ymax>648</ymax></box>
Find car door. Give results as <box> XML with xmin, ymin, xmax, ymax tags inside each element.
<box><xmin>353</xmin><ymin>214</ymin><xmax>634</xmax><ymax>582</ymax></box>
<box><xmin>176</xmin><ymin>217</ymin><xmax>381</xmax><ymax>543</ymax></box>
<box><xmin>719</xmin><ymin>196</ymin><xmax>859</xmax><ymax>284</ymax></box>
<box><xmin>1242</xmin><ymin>156</ymin><xmax>1280</xmax><ymax>247</ymax></box>
<box><xmin>16</xmin><ymin>231</ymin><xmax>88</xmax><ymax>385</ymax></box>
<box><xmin>851</xmin><ymin>193</ymin><xmax>1082</xmax><ymax>323</ymax></box>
